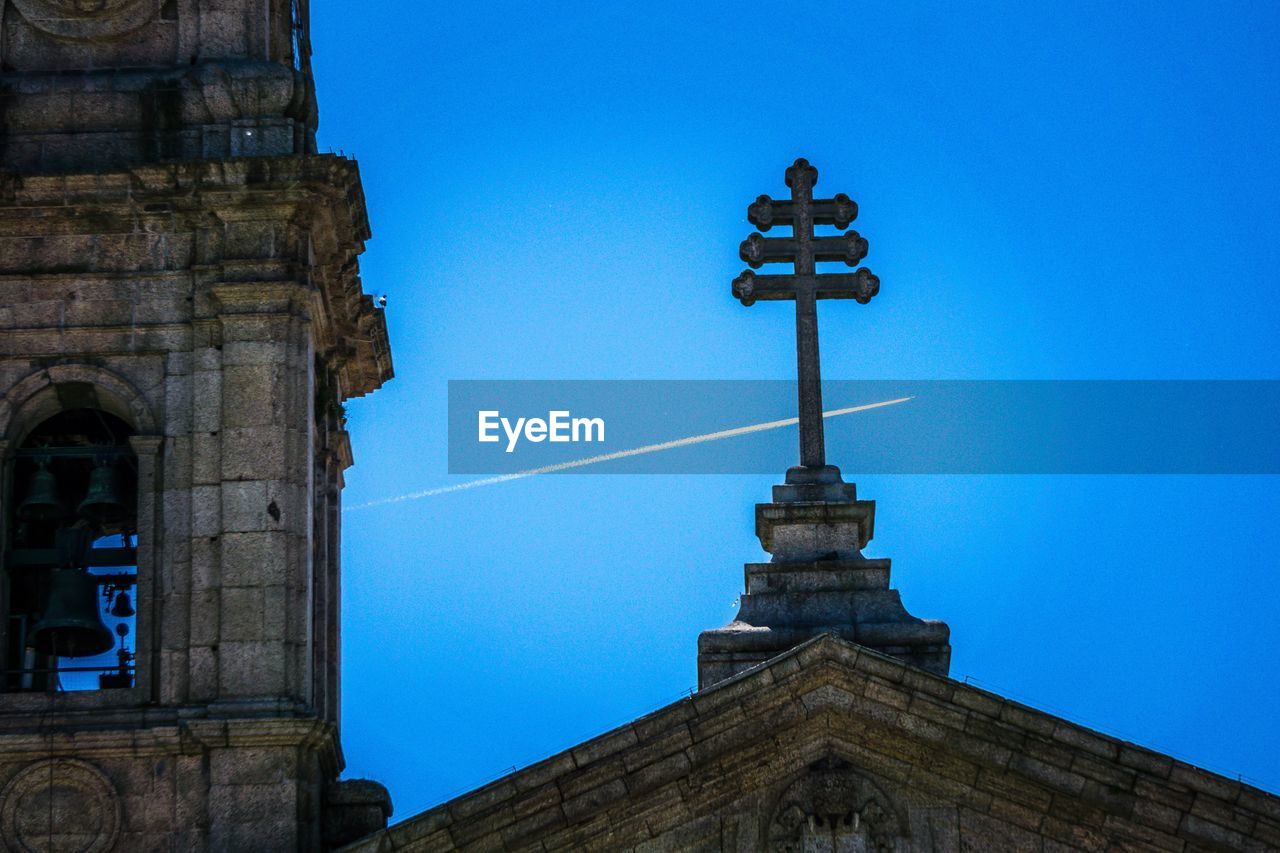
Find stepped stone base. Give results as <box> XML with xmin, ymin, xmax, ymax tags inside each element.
<box><xmin>699</xmin><ymin>470</ymin><xmax>950</xmax><ymax>688</ymax></box>
<box><xmin>698</xmin><ymin>555</ymin><xmax>951</xmax><ymax>686</ymax></box>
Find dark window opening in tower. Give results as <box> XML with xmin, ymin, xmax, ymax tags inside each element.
<box><xmin>3</xmin><ymin>408</ymin><xmax>138</xmax><ymax>693</ymax></box>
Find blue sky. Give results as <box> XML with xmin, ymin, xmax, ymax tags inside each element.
<box><xmin>311</xmin><ymin>1</ymin><xmax>1280</xmax><ymax>818</ymax></box>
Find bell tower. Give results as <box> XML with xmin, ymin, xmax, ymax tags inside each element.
<box><xmin>0</xmin><ymin>0</ymin><xmax>392</xmax><ymax>850</ymax></box>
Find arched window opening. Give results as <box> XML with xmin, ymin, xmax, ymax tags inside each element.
<box><xmin>4</xmin><ymin>409</ymin><xmax>139</xmax><ymax>693</ymax></box>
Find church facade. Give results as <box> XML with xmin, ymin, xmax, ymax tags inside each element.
<box><xmin>0</xmin><ymin>0</ymin><xmax>1276</xmax><ymax>851</ymax></box>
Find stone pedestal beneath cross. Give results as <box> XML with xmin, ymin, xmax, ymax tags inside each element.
<box><xmin>698</xmin><ymin>159</ymin><xmax>950</xmax><ymax>689</ymax></box>
<box><xmin>696</xmin><ymin>487</ymin><xmax>952</xmax><ymax>686</ymax></box>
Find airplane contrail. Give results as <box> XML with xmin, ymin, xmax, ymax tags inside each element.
<box><xmin>346</xmin><ymin>396</ymin><xmax>912</xmax><ymax>510</ymax></box>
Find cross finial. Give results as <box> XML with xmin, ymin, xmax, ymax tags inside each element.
<box><xmin>732</xmin><ymin>159</ymin><xmax>879</xmax><ymax>492</ymax></box>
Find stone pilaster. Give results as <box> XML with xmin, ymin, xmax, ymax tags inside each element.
<box><xmin>128</xmin><ymin>434</ymin><xmax>163</xmax><ymax>703</ymax></box>
<box><xmin>209</xmin><ymin>281</ymin><xmax>315</xmax><ymax>710</ymax></box>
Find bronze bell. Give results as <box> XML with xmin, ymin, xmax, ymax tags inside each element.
<box><xmin>109</xmin><ymin>590</ymin><xmax>134</xmax><ymax>618</ymax></box>
<box><xmin>28</xmin><ymin>568</ymin><xmax>114</xmax><ymax>658</ymax></box>
<box><xmin>17</xmin><ymin>460</ymin><xmax>64</xmax><ymax>522</ymax></box>
<box><xmin>78</xmin><ymin>460</ymin><xmax>126</xmax><ymax>524</ymax></box>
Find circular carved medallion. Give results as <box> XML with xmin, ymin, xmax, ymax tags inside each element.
<box><xmin>0</xmin><ymin>759</ymin><xmax>121</xmax><ymax>853</ymax></box>
<box><xmin>9</xmin><ymin>0</ymin><xmax>158</xmax><ymax>40</ymax></box>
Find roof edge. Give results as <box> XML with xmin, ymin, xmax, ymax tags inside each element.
<box><xmin>341</xmin><ymin>633</ymin><xmax>1279</xmax><ymax>852</ymax></box>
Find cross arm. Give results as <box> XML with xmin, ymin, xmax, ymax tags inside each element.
<box><xmin>740</xmin><ymin>232</ymin><xmax>869</xmax><ymax>269</ymax></box>
<box><xmin>747</xmin><ymin>193</ymin><xmax>859</xmax><ymax>231</ymax></box>
<box><xmin>732</xmin><ymin>268</ymin><xmax>880</xmax><ymax>306</ymax></box>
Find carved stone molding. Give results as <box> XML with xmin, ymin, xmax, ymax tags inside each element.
<box><xmin>768</xmin><ymin>757</ymin><xmax>906</xmax><ymax>853</ymax></box>
<box><xmin>9</xmin><ymin>0</ymin><xmax>158</xmax><ymax>40</ymax></box>
<box><xmin>0</xmin><ymin>759</ymin><xmax>121</xmax><ymax>853</ymax></box>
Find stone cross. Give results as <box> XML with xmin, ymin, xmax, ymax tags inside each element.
<box><xmin>733</xmin><ymin>158</ymin><xmax>880</xmax><ymax>472</ymax></box>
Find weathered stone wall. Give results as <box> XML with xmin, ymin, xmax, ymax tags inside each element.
<box><xmin>0</xmin><ymin>157</ymin><xmax>391</xmax><ymax>850</ymax></box>
<box><xmin>0</xmin><ymin>720</ymin><xmax>335</xmax><ymax>850</ymax></box>
<box><xmin>0</xmin><ymin>0</ymin><xmax>390</xmax><ymax>844</ymax></box>
<box><xmin>0</xmin><ymin>0</ymin><xmax>314</xmax><ymax>173</ymax></box>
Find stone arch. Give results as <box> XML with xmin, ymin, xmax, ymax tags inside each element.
<box><xmin>0</xmin><ymin>365</ymin><xmax>157</xmax><ymax>445</ymax></box>
<box><xmin>0</xmin><ymin>365</ymin><xmax>155</xmax><ymax>696</ymax></box>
